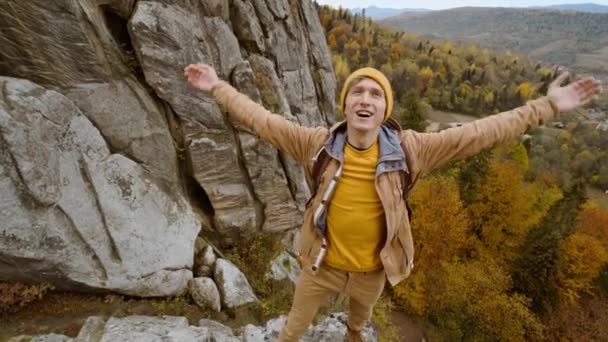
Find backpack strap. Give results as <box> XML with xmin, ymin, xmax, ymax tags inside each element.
<box><xmin>309</xmin><ymin>146</ymin><xmax>331</xmax><ymax>201</ymax></box>
<box><xmin>399</xmin><ymin>140</ymin><xmax>413</xmax><ymax>200</ymax></box>
<box><xmin>400</xmin><ymin>140</ymin><xmax>414</xmax><ymax>218</ymax></box>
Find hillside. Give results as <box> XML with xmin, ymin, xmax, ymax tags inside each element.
<box><xmin>350</xmin><ymin>6</ymin><xmax>430</xmax><ymax>19</ymax></box>
<box><xmin>381</xmin><ymin>7</ymin><xmax>608</xmax><ymax>77</ymax></box>
<box><xmin>548</xmin><ymin>3</ymin><xmax>608</xmax><ymax>12</ymax></box>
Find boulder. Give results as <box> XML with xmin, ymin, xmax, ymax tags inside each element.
<box><xmin>194</xmin><ymin>245</ymin><xmax>217</xmax><ymax>277</ymax></box>
<box><xmin>198</xmin><ymin>318</ymin><xmax>235</xmax><ymax>336</ymax></box>
<box><xmin>267</xmin><ymin>250</ymin><xmax>302</xmax><ymax>283</ymax></box>
<box><xmin>98</xmin><ymin>315</ymin><xmax>237</xmax><ymax>342</ymax></box>
<box><xmin>214</xmin><ymin>258</ymin><xmax>259</xmax><ymax>309</ymax></box>
<box><xmin>75</xmin><ymin>316</ymin><xmax>105</xmax><ymax>342</ymax></box>
<box><xmin>0</xmin><ymin>77</ymin><xmax>198</xmax><ymax>296</ymax></box>
<box><xmin>189</xmin><ymin>277</ymin><xmax>221</xmax><ymax>312</ymax></box>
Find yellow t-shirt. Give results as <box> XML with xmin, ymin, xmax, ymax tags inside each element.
<box><xmin>324</xmin><ymin>141</ymin><xmax>386</xmax><ymax>272</ymax></box>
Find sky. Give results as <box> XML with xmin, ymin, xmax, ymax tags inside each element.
<box><xmin>315</xmin><ymin>0</ymin><xmax>608</xmax><ymax>10</ymax></box>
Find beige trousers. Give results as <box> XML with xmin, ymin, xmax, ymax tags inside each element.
<box><xmin>277</xmin><ymin>263</ymin><xmax>386</xmax><ymax>341</ymax></box>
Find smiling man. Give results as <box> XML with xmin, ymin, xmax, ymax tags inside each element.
<box><xmin>185</xmin><ymin>64</ymin><xmax>600</xmax><ymax>342</ymax></box>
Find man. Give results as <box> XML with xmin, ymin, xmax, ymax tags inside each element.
<box><xmin>185</xmin><ymin>64</ymin><xmax>600</xmax><ymax>341</ymax></box>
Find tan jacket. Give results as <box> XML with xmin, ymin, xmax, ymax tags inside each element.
<box><xmin>212</xmin><ymin>81</ymin><xmax>558</xmax><ymax>286</ymax></box>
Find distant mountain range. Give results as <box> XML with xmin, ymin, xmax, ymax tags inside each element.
<box><xmin>379</xmin><ymin>6</ymin><xmax>608</xmax><ymax>78</ymax></box>
<box><xmin>546</xmin><ymin>3</ymin><xmax>608</xmax><ymax>12</ymax></box>
<box><xmin>347</xmin><ymin>3</ymin><xmax>608</xmax><ymax>20</ymax></box>
<box><xmin>349</xmin><ymin>6</ymin><xmax>430</xmax><ymax>20</ymax></box>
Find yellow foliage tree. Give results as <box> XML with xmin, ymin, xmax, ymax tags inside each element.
<box><xmin>506</xmin><ymin>142</ymin><xmax>529</xmax><ymax>171</ymax></box>
<box><xmin>390</xmin><ymin>42</ymin><xmax>404</xmax><ymax>64</ymax></box>
<box><xmin>516</xmin><ymin>81</ymin><xmax>536</xmax><ymax>101</ymax></box>
<box><xmin>408</xmin><ymin>175</ymin><xmax>470</xmax><ymax>267</ymax></box>
<box><xmin>416</xmin><ymin>66</ymin><xmax>434</xmax><ymax>94</ymax></box>
<box><xmin>332</xmin><ymin>54</ymin><xmax>351</xmax><ymax>89</ymax></box>
<box><xmin>578</xmin><ymin>203</ymin><xmax>608</xmax><ymax>251</ymax></box>
<box><xmin>424</xmin><ymin>260</ymin><xmax>543</xmax><ymax>341</ymax></box>
<box><xmin>557</xmin><ymin>233</ymin><xmax>608</xmax><ymax>304</ymax></box>
<box><xmin>468</xmin><ymin>159</ymin><xmax>547</xmax><ymax>263</ymax></box>
<box><xmin>393</xmin><ymin>175</ymin><xmax>469</xmax><ymax>315</ymax></box>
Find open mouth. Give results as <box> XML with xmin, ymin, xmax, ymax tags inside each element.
<box><xmin>356</xmin><ymin>110</ymin><xmax>373</xmax><ymax>118</ymax></box>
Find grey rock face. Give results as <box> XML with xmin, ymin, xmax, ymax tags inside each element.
<box><xmin>96</xmin><ymin>316</ymin><xmax>237</xmax><ymax>342</ymax></box>
<box><xmin>129</xmin><ymin>0</ymin><xmax>336</xmax><ymax>240</ymax></box>
<box><xmin>214</xmin><ymin>258</ymin><xmax>259</xmax><ymax>309</ymax></box>
<box><xmin>9</xmin><ymin>316</ymin><xmax>242</xmax><ymax>342</ymax></box>
<box><xmin>198</xmin><ymin>318</ymin><xmax>235</xmax><ymax>336</ymax></box>
<box><xmin>189</xmin><ymin>277</ymin><xmax>221</xmax><ymax>312</ymax></box>
<box><xmin>129</xmin><ymin>1</ymin><xmax>258</xmax><ymax>241</ymax></box>
<box><xmin>6</xmin><ymin>312</ymin><xmax>378</xmax><ymax>342</ymax></box>
<box><xmin>0</xmin><ymin>77</ymin><xmax>198</xmax><ymax>296</ymax></box>
<box><xmin>245</xmin><ymin>313</ymin><xmax>378</xmax><ymax>342</ymax></box>
<box><xmin>231</xmin><ymin>0</ymin><xmax>266</xmax><ymax>53</ymax></box>
<box><xmin>0</xmin><ymin>0</ymin><xmax>337</xmax><ymax>294</ymax></box>
<box><xmin>64</xmin><ymin>80</ymin><xmax>178</xmax><ymax>187</ymax></box>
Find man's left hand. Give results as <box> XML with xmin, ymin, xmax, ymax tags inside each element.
<box><xmin>548</xmin><ymin>72</ymin><xmax>602</xmax><ymax>113</ymax></box>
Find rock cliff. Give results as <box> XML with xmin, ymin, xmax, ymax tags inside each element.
<box><xmin>0</xmin><ymin>0</ymin><xmax>336</xmax><ymax>296</ymax></box>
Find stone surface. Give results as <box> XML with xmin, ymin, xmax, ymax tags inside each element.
<box><xmin>65</xmin><ymin>80</ymin><xmax>178</xmax><ymax>187</ymax></box>
<box><xmin>198</xmin><ymin>318</ymin><xmax>235</xmax><ymax>336</ymax></box>
<box><xmin>0</xmin><ymin>77</ymin><xmax>198</xmax><ymax>296</ymax></box>
<box><xmin>241</xmin><ymin>324</ymin><xmax>266</xmax><ymax>342</ymax></box>
<box><xmin>194</xmin><ymin>244</ymin><xmax>216</xmax><ymax>277</ymax></box>
<box><xmin>189</xmin><ymin>277</ymin><xmax>221</xmax><ymax>312</ymax></box>
<box><xmin>214</xmin><ymin>258</ymin><xmax>259</xmax><ymax>309</ymax></box>
<box><xmin>129</xmin><ymin>1</ymin><xmax>258</xmax><ymax>241</ymax></box>
<box><xmin>75</xmin><ymin>316</ymin><xmax>105</xmax><ymax>342</ymax></box>
<box><xmin>128</xmin><ymin>0</ymin><xmax>335</xmax><ymax>240</ymax></box>
<box><xmin>97</xmin><ymin>315</ymin><xmax>240</xmax><ymax>342</ymax></box>
<box><xmin>248</xmin><ymin>313</ymin><xmax>379</xmax><ymax>342</ymax></box>
<box><xmin>268</xmin><ymin>251</ymin><xmax>302</xmax><ymax>283</ymax></box>
<box><xmin>0</xmin><ymin>0</ymin><xmax>337</xmax><ymax>292</ymax></box>
<box><xmin>193</xmin><ymin>237</ymin><xmax>208</xmax><ymax>256</ymax></box>
<box><xmin>5</xmin><ymin>312</ymin><xmax>377</xmax><ymax>342</ymax></box>
<box><xmin>231</xmin><ymin>0</ymin><xmax>266</xmax><ymax>53</ymax></box>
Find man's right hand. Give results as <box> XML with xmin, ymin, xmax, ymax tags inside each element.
<box><xmin>184</xmin><ymin>64</ymin><xmax>220</xmax><ymax>93</ymax></box>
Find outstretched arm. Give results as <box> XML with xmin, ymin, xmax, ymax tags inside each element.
<box><xmin>184</xmin><ymin>64</ymin><xmax>326</xmax><ymax>165</ymax></box>
<box><xmin>407</xmin><ymin>73</ymin><xmax>602</xmax><ymax>177</ymax></box>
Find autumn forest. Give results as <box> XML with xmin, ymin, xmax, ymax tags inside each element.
<box><xmin>316</xmin><ymin>3</ymin><xmax>608</xmax><ymax>340</ymax></box>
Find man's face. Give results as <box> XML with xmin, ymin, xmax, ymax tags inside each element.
<box><xmin>344</xmin><ymin>78</ymin><xmax>386</xmax><ymax>133</ymax></box>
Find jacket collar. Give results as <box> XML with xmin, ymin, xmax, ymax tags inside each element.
<box><xmin>324</xmin><ymin>118</ymin><xmax>408</xmax><ymax>174</ymax></box>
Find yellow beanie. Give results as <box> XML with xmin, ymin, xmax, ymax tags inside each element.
<box><xmin>339</xmin><ymin>67</ymin><xmax>393</xmax><ymax>121</ymax></box>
